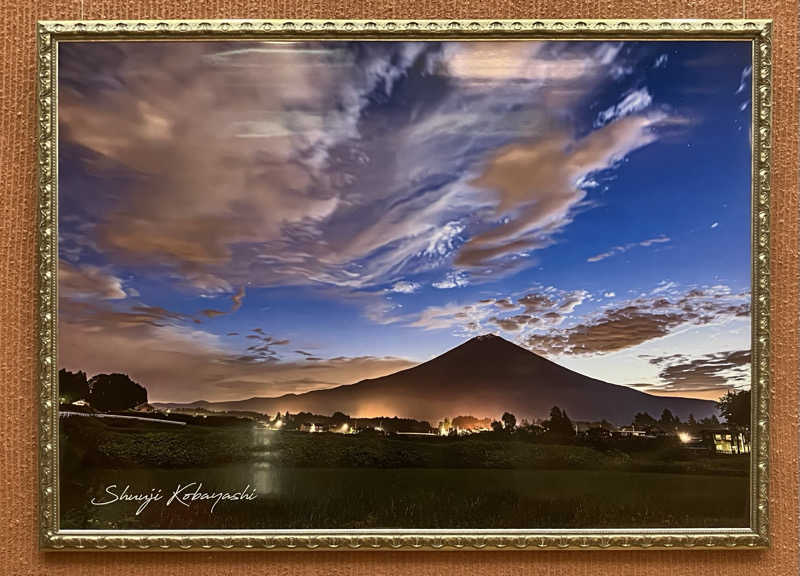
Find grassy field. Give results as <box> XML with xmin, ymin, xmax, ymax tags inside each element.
<box><xmin>59</xmin><ymin>416</ymin><xmax>749</xmax><ymax>530</ymax></box>
<box><xmin>60</xmin><ymin>416</ymin><xmax>749</xmax><ymax>475</ymax></box>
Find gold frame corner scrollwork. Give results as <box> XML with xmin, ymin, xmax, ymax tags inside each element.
<box><xmin>36</xmin><ymin>18</ymin><xmax>772</xmax><ymax>551</ymax></box>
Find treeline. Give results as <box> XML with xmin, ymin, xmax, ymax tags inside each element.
<box><xmin>629</xmin><ymin>389</ymin><xmax>751</xmax><ymax>432</ymax></box>
<box><xmin>59</xmin><ymin>369</ymin><xmax>147</xmax><ymax>412</ymax></box>
<box><xmin>263</xmin><ymin>411</ymin><xmax>434</xmax><ymax>434</ymax></box>
<box><xmin>481</xmin><ymin>407</ymin><xmax>581</xmax><ymax>442</ymax></box>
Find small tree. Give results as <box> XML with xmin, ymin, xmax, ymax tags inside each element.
<box><xmin>59</xmin><ymin>369</ymin><xmax>88</xmax><ymax>404</ymax></box>
<box><xmin>490</xmin><ymin>420</ymin><xmax>503</xmax><ymax>432</ymax></box>
<box><xmin>717</xmin><ymin>389</ymin><xmax>751</xmax><ymax>428</ymax></box>
<box><xmin>88</xmin><ymin>373</ymin><xmax>147</xmax><ymax>412</ymax></box>
<box><xmin>501</xmin><ymin>412</ymin><xmax>517</xmax><ymax>432</ymax></box>
<box><xmin>688</xmin><ymin>413</ymin><xmax>697</xmax><ymax>427</ymax></box>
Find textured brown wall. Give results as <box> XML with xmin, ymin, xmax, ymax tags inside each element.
<box><xmin>1</xmin><ymin>1</ymin><xmax>798</xmax><ymax>575</ymax></box>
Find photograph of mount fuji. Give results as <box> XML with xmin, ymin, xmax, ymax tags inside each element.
<box><xmin>57</xmin><ymin>38</ymin><xmax>753</xmax><ymax>531</ymax></box>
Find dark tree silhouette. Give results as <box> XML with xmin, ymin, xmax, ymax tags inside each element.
<box><xmin>659</xmin><ymin>408</ymin><xmax>679</xmax><ymax>427</ymax></box>
<box><xmin>87</xmin><ymin>373</ymin><xmax>147</xmax><ymax>411</ymax></box>
<box><xmin>546</xmin><ymin>406</ymin><xmax>574</xmax><ymax>437</ymax></box>
<box><xmin>490</xmin><ymin>420</ymin><xmax>503</xmax><ymax>432</ymax></box>
<box><xmin>634</xmin><ymin>411</ymin><xmax>657</xmax><ymax>428</ymax></box>
<box><xmin>688</xmin><ymin>413</ymin><xmax>697</xmax><ymax>427</ymax></box>
<box><xmin>717</xmin><ymin>389</ymin><xmax>751</xmax><ymax>428</ymax></box>
<box><xmin>549</xmin><ymin>406</ymin><xmax>562</xmax><ymax>423</ymax></box>
<box><xmin>330</xmin><ymin>411</ymin><xmax>350</xmax><ymax>424</ymax></box>
<box><xmin>59</xmin><ymin>369</ymin><xmax>88</xmax><ymax>404</ymax></box>
<box><xmin>501</xmin><ymin>412</ymin><xmax>517</xmax><ymax>431</ymax></box>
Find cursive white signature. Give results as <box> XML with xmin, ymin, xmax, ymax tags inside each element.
<box><xmin>90</xmin><ymin>483</ymin><xmax>258</xmax><ymax>515</ymax></box>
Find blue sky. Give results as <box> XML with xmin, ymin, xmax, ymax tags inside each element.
<box><xmin>58</xmin><ymin>40</ymin><xmax>752</xmax><ymax>403</ymax></box>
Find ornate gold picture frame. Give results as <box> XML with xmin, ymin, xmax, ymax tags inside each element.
<box><xmin>37</xmin><ymin>18</ymin><xmax>772</xmax><ymax>551</ymax></box>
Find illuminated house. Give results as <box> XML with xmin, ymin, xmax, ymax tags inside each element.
<box><xmin>701</xmin><ymin>429</ymin><xmax>750</xmax><ymax>455</ymax></box>
<box><xmin>617</xmin><ymin>425</ymin><xmax>647</xmax><ymax>438</ymax></box>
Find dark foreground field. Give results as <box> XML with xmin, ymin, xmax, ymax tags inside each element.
<box><xmin>60</xmin><ymin>416</ymin><xmax>749</xmax><ymax>530</ymax></box>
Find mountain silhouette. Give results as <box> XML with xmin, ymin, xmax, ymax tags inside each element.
<box><xmin>155</xmin><ymin>334</ymin><xmax>717</xmax><ymax>424</ymax></box>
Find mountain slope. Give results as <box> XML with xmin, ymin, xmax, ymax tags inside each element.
<box><xmin>155</xmin><ymin>334</ymin><xmax>717</xmax><ymax>424</ymax></box>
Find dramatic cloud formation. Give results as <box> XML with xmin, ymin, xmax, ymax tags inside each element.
<box><xmin>642</xmin><ymin>349</ymin><xmax>751</xmax><ymax>396</ymax></box>
<box><xmin>57</xmin><ymin>40</ymin><xmax>753</xmax><ymax>402</ymax></box>
<box><xmin>456</xmin><ymin>112</ymin><xmax>666</xmax><ymax>268</ymax></box>
<box><xmin>524</xmin><ymin>285</ymin><xmax>749</xmax><ymax>356</ymax></box>
<box><xmin>60</xmin><ymin>41</ymin><xmax>668</xmax><ymax>295</ymax></box>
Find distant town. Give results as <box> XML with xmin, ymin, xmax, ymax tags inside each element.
<box><xmin>58</xmin><ymin>368</ymin><xmax>751</xmax><ymax>457</ymax></box>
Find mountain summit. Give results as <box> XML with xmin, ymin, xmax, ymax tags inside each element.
<box><xmin>156</xmin><ymin>334</ymin><xmax>717</xmax><ymax>424</ymax></box>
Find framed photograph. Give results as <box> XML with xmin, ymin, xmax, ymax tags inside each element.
<box><xmin>37</xmin><ymin>18</ymin><xmax>772</xmax><ymax>551</ymax></box>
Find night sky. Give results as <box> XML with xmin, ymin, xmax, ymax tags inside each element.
<box><xmin>58</xmin><ymin>40</ymin><xmax>753</xmax><ymax>403</ymax></box>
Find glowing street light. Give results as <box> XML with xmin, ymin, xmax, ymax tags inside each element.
<box><xmin>678</xmin><ymin>431</ymin><xmax>692</xmax><ymax>444</ymax></box>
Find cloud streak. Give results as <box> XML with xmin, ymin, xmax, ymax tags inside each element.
<box><xmin>587</xmin><ymin>235</ymin><xmax>670</xmax><ymax>262</ymax></box>
<box><xmin>595</xmin><ymin>88</ymin><xmax>653</xmax><ymax>127</ymax></box>
<box><xmin>59</xmin><ymin>261</ymin><xmax>127</xmax><ymax>300</ymax></box>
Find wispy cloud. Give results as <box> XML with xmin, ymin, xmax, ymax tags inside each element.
<box><xmin>595</xmin><ymin>87</ymin><xmax>653</xmax><ymax>127</ymax></box>
<box><xmin>200</xmin><ymin>286</ymin><xmax>246</xmax><ymax>318</ymax></box>
<box><xmin>410</xmin><ymin>287</ymin><xmax>590</xmax><ymax>334</ymax></box>
<box><xmin>409</xmin><ymin>300</ymin><xmax>497</xmax><ymax>333</ymax></box>
<box><xmin>587</xmin><ymin>235</ymin><xmax>670</xmax><ymax>262</ymax></box>
<box><xmin>735</xmin><ymin>65</ymin><xmax>752</xmax><ymax>94</ymax></box>
<box><xmin>432</xmin><ymin>271</ymin><xmax>470</xmax><ymax>289</ymax></box>
<box><xmin>59</xmin><ymin>261</ymin><xmax>127</xmax><ymax>300</ymax></box>
<box><xmin>389</xmin><ymin>280</ymin><xmax>421</xmax><ymax>294</ymax></box>
<box><xmin>653</xmin><ymin>54</ymin><xmax>669</xmax><ymax>69</ymax></box>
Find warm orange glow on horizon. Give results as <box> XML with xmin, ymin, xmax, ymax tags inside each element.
<box><xmin>646</xmin><ymin>388</ymin><xmax>738</xmax><ymax>402</ymax></box>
